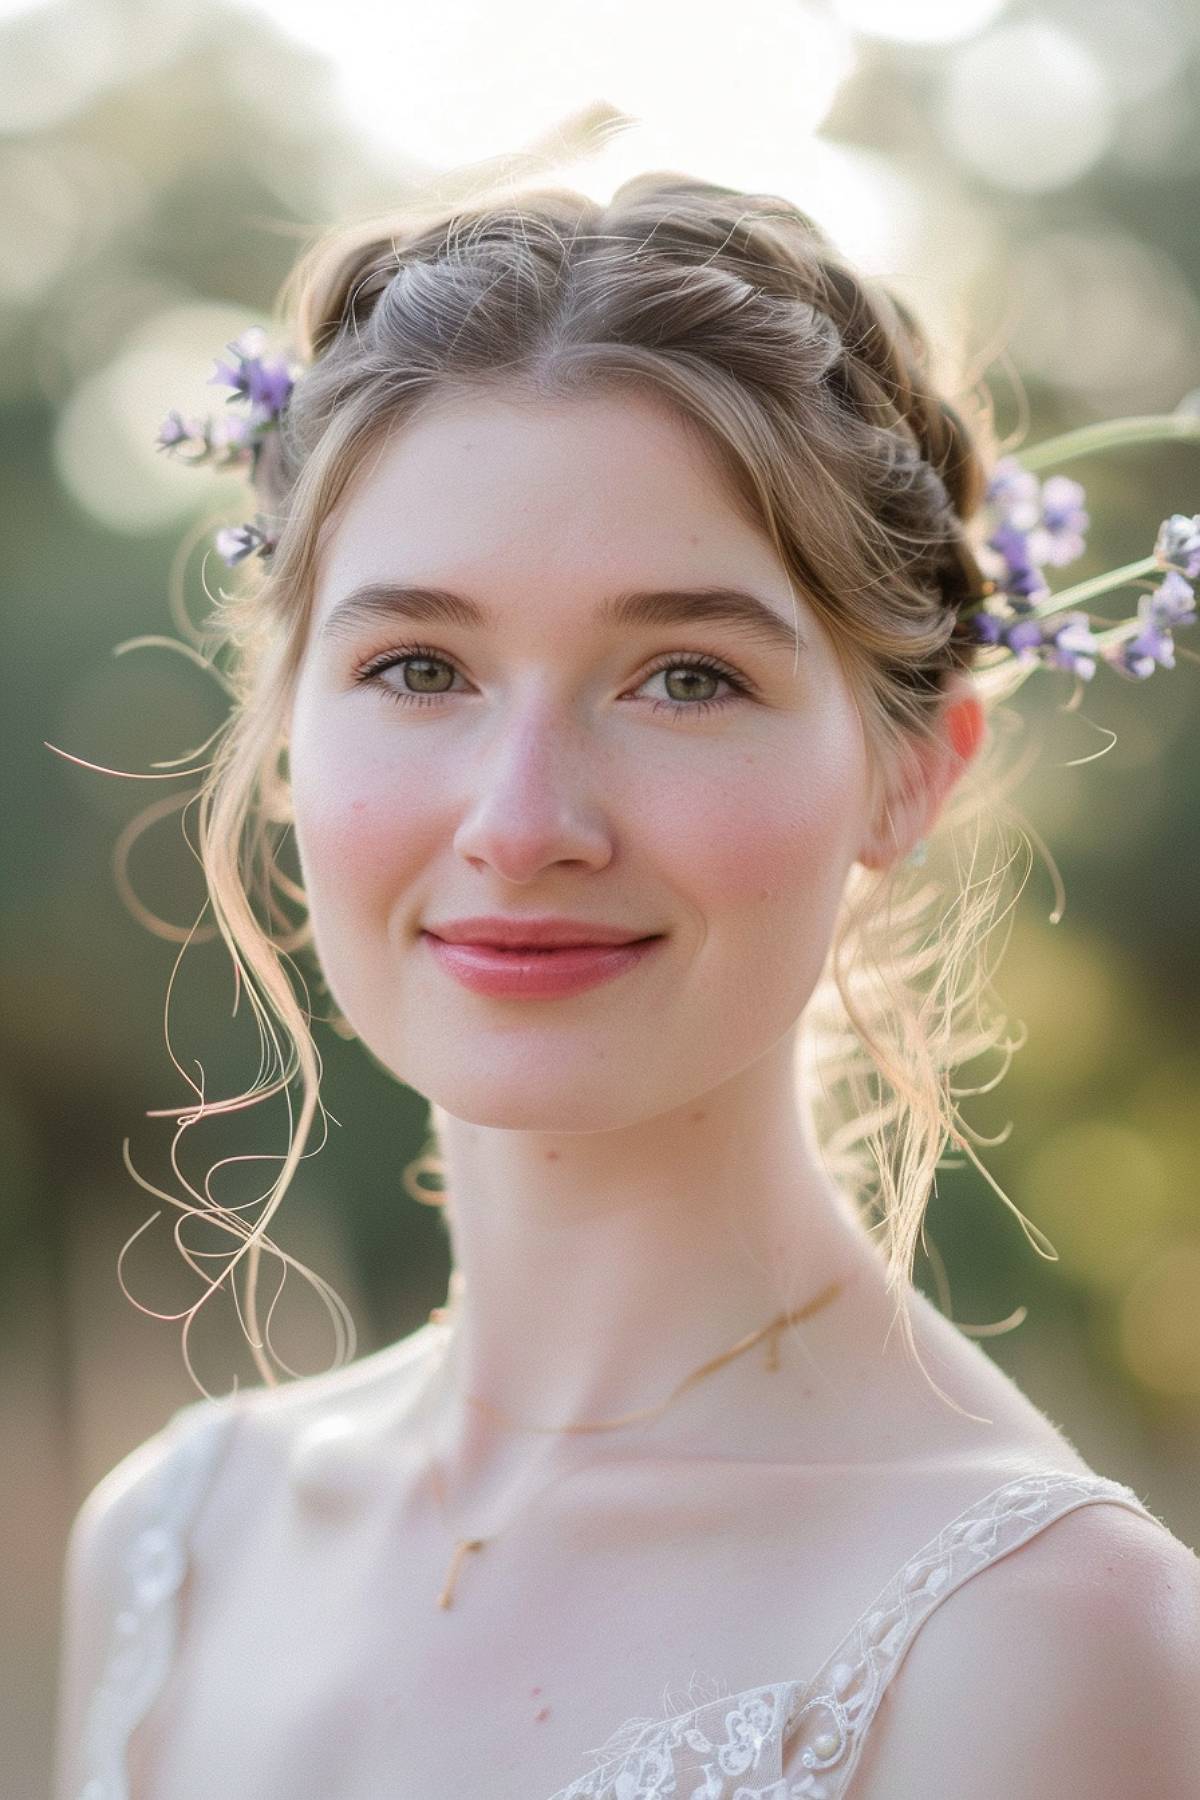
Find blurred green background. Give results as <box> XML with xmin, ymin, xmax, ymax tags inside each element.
<box><xmin>3</xmin><ymin>0</ymin><xmax>1199</xmax><ymax>1789</ymax></box>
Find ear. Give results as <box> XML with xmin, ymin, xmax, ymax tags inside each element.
<box><xmin>855</xmin><ymin>671</ymin><xmax>985</xmax><ymax>872</ymax></box>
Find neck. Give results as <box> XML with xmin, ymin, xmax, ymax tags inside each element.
<box><xmin>414</xmin><ymin>1031</ymin><xmax>885</xmax><ymax>1514</ymax></box>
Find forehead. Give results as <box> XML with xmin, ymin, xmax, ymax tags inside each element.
<box><xmin>313</xmin><ymin>386</ymin><xmax>790</xmax><ymax>627</ymax></box>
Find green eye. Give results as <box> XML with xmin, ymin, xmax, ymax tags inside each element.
<box><xmin>354</xmin><ymin>644</ymin><xmax>754</xmax><ymax>717</ymax></box>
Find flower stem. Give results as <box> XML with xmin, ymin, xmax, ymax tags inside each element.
<box><xmin>1027</xmin><ymin>556</ymin><xmax>1158</xmax><ymax>619</ymax></box>
<box><xmin>1018</xmin><ymin>413</ymin><xmax>1200</xmax><ymax>472</ymax></box>
<box><xmin>1090</xmin><ymin>621</ymin><xmax>1139</xmax><ymax>652</ymax></box>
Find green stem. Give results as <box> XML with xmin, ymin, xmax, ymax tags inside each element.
<box><xmin>1018</xmin><ymin>413</ymin><xmax>1200</xmax><ymax>472</ymax></box>
<box><xmin>965</xmin><ymin>555</ymin><xmax>1159</xmax><ymax>626</ymax></box>
<box><xmin>1091</xmin><ymin>621</ymin><xmax>1138</xmax><ymax>653</ymax></box>
<box><xmin>1024</xmin><ymin>555</ymin><xmax>1158</xmax><ymax>620</ymax></box>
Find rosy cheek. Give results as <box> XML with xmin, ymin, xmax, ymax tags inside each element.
<box><xmin>656</xmin><ymin>740</ymin><xmax>857</xmax><ymax>916</ymax></box>
<box><xmin>708</xmin><ymin>800</ymin><xmax>844</xmax><ymax>912</ymax></box>
<box><xmin>294</xmin><ymin>779</ymin><xmax>425</xmax><ymax>902</ymax></box>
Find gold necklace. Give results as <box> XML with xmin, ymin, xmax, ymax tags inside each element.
<box><xmin>417</xmin><ymin>1274</ymin><xmax>849</xmax><ymax>1609</ymax></box>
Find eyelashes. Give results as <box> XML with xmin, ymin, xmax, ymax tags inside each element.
<box><xmin>351</xmin><ymin>642</ymin><xmax>758</xmax><ymax>718</ymax></box>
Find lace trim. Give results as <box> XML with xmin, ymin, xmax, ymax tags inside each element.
<box><xmin>75</xmin><ymin>1398</ymin><xmax>239</xmax><ymax>1800</ymax></box>
<box><xmin>548</xmin><ymin>1471</ymin><xmax>1157</xmax><ymax>1800</ymax></box>
<box><xmin>73</xmin><ymin>1412</ymin><xmax>1160</xmax><ymax>1800</ymax></box>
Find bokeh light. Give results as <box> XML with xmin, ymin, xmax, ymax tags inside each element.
<box><xmin>995</xmin><ymin>919</ymin><xmax>1138</xmax><ymax>1095</ymax></box>
<box><xmin>829</xmin><ymin>0</ymin><xmax>1008</xmax><ymax>45</ymax></box>
<box><xmin>0</xmin><ymin>0</ymin><xmax>120</xmax><ymax>132</ymax></box>
<box><xmin>0</xmin><ymin>142</ymin><xmax>151</xmax><ymax>326</ymax></box>
<box><xmin>0</xmin><ymin>0</ymin><xmax>194</xmax><ymax>133</ymax></box>
<box><xmin>1052</xmin><ymin>0</ymin><xmax>1190</xmax><ymax>107</ymax></box>
<box><xmin>53</xmin><ymin>302</ymin><xmax>264</xmax><ymax>536</ymax></box>
<box><xmin>236</xmin><ymin>0</ymin><xmax>856</xmax><ymax>173</ymax></box>
<box><xmin>1023</xmin><ymin>1120</ymin><xmax>1175</xmax><ymax>1290</ymax></box>
<box><xmin>1008</xmin><ymin>229</ymin><xmax>1200</xmax><ymax>410</ymax></box>
<box><xmin>1119</xmin><ymin>1240</ymin><xmax>1200</xmax><ymax>1396</ymax></box>
<box><xmin>938</xmin><ymin>20</ymin><xmax>1114</xmax><ymax>192</ymax></box>
<box><xmin>0</xmin><ymin>146</ymin><xmax>82</xmax><ymax>306</ymax></box>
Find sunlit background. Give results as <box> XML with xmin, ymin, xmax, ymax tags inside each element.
<box><xmin>4</xmin><ymin>0</ymin><xmax>1199</xmax><ymax>1786</ymax></box>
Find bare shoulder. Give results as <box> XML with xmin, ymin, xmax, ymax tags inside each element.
<box><xmin>190</xmin><ymin>1324</ymin><xmax>444</xmax><ymax>1516</ymax></box>
<box><xmin>54</xmin><ymin>1404</ymin><xmax>225</xmax><ymax>1799</ymax></box>
<box><xmin>59</xmin><ymin>1400</ymin><xmax>228</xmax><ymax>1634</ymax></box>
<box><xmin>846</xmin><ymin>1496</ymin><xmax>1200</xmax><ymax>1800</ymax></box>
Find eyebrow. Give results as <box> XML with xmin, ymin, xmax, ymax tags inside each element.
<box><xmin>318</xmin><ymin>581</ymin><xmax>807</xmax><ymax>656</ymax></box>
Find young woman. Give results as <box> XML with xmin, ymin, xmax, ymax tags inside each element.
<box><xmin>55</xmin><ymin>176</ymin><xmax>1200</xmax><ymax>1799</ymax></box>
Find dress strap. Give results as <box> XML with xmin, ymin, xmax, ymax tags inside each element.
<box><xmin>782</xmin><ymin>1469</ymin><xmax>1164</xmax><ymax>1800</ymax></box>
<box><xmin>75</xmin><ymin>1396</ymin><xmax>241</xmax><ymax>1800</ymax></box>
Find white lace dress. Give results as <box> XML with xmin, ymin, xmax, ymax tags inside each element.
<box><xmin>72</xmin><ymin>1394</ymin><xmax>1171</xmax><ymax>1800</ymax></box>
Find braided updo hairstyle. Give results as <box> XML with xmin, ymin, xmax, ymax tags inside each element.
<box><xmin>142</xmin><ymin>174</ymin><xmax>1041</xmax><ymax>1398</ymax></box>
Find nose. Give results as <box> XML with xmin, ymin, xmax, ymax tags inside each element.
<box><xmin>450</xmin><ymin>698</ymin><xmax>614</xmax><ymax>883</ymax></box>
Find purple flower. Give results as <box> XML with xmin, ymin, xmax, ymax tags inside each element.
<box><xmin>964</xmin><ymin>606</ymin><xmax>1007</xmax><ymax>646</ymax></box>
<box><xmin>980</xmin><ymin>459</ymin><xmax>1089</xmax><ymax>606</ymax></box>
<box><xmin>986</xmin><ymin>520</ymin><xmax>1049</xmax><ymax>602</ymax></box>
<box><xmin>214</xmin><ymin>520</ymin><xmax>272</xmax><ymax>566</ymax></box>
<box><xmin>229</xmin><ymin>325</ymin><xmax>267</xmax><ymax>360</ymax></box>
<box><xmin>1143</xmin><ymin>570</ymin><xmax>1196</xmax><ymax>631</ymax></box>
<box><xmin>1003</xmin><ymin>616</ymin><xmax>1044</xmax><ymax>659</ymax></box>
<box><xmin>1154</xmin><ymin>512</ymin><xmax>1200</xmax><ymax>579</ymax></box>
<box><xmin>246</xmin><ymin>357</ymin><xmax>293</xmax><ymax>420</ymax></box>
<box><xmin>207</xmin><ymin>413</ymin><xmax>255</xmax><ymax>455</ymax></box>
<box><xmin>1107</xmin><ymin>623</ymin><xmax>1177</xmax><ymax>679</ymax></box>
<box><xmin>1043</xmin><ymin>611</ymin><xmax>1098</xmax><ymax>679</ymax></box>
<box><xmin>208</xmin><ymin>327</ymin><xmax>268</xmax><ymax>393</ymax></box>
<box><xmin>155</xmin><ymin>409</ymin><xmax>193</xmax><ymax>450</ymax></box>
<box><xmin>208</xmin><ymin>328</ymin><xmax>294</xmax><ymax>424</ymax></box>
<box><xmin>985</xmin><ymin>457</ymin><xmax>1041</xmax><ymax>527</ymax></box>
<box><xmin>1029</xmin><ymin>475</ymin><xmax>1089</xmax><ymax>568</ymax></box>
<box><xmin>209</xmin><ymin>356</ymin><xmax>245</xmax><ymax>396</ymax></box>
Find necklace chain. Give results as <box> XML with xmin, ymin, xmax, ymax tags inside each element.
<box><xmin>416</xmin><ymin>1274</ymin><xmax>849</xmax><ymax>1609</ymax></box>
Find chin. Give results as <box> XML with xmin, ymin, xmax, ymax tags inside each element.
<box><xmin>409</xmin><ymin>1061</ymin><xmax>676</xmax><ymax>1135</ymax></box>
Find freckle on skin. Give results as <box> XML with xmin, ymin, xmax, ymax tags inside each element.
<box><xmin>545</xmin><ymin>1149</ymin><xmax>560</xmax><ymax>1161</ymax></box>
<box><xmin>689</xmin><ymin>1111</ymin><xmax>706</xmax><ymax>1124</ymax></box>
<box><xmin>535</xmin><ymin>1706</ymin><xmax>551</xmax><ymax>1723</ymax></box>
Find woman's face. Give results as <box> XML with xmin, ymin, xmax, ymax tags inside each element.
<box><xmin>286</xmin><ymin>386</ymin><xmax>889</xmax><ymax>1130</ymax></box>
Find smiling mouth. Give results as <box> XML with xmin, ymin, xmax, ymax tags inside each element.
<box><xmin>419</xmin><ymin>932</ymin><xmax>666</xmax><ymax>997</ymax></box>
<box><xmin>464</xmin><ymin>938</ymin><xmax>659</xmax><ymax>952</ymax></box>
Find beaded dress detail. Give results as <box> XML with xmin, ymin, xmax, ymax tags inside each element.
<box><xmin>74</xmin><ymin>1399</ymin><xmax>1166</xmax><ymax>1800</ymax></box>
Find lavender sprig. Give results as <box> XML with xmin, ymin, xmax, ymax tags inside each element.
<box><xmin>156</xmin><ymin>327</ymin><xmax>296</xmax><ymax>564</ymax></box>
<box><xmin>213</xmin><ymin>515</ymin><xmax>279</xmax><ymax>565</ymax></box>
<box><xmin>155</xmin><ymin>334</ymin><xmax>1200</xmax><ymax>661</ymax></box>
<box><xmin>961</xmin><ymin>454</ymin><xmax>1197</xmax><ymax>682</ymax></box>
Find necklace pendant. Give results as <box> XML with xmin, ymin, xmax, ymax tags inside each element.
<box><xmin>438</xmin><ymin>1535</ymin><xmax>486</xmax><ymax>1609</ymax></box>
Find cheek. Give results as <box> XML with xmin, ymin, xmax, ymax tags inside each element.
<box><xmin>297</xmin><ymin>792</ymin><xmax>407</xmax><ymax>890</ymax></box>
<box><xmin>662</xmin><ymin>735</ymin><xmax>863</xmax><ymax>920</ymax></box>
<box><xmin>288</xmin><ymin>719</ymin><xmax>440</xmax><ymax>933</ymax></box>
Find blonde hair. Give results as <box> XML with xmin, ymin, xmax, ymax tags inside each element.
<box><xmin>121</xmin><ymin>173</ymin><xmax>1052</xmax><ymax>1400</ymax></box>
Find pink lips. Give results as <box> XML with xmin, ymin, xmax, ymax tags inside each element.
<box><xmin>420</xmin><ymin>931</ymin><xmax>664</xmax><ymax>998</ymax></box>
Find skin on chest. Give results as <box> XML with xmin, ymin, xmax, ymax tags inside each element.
<box><xmin>128</xmin><ymin>1347</ymin><xmax>1077</xmax><ymax>1800</ymax></box>
<box><xmin>129</xmin><ymin>1452</ymin><xmax>920</xmax><ymax>1800</ymax></box>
